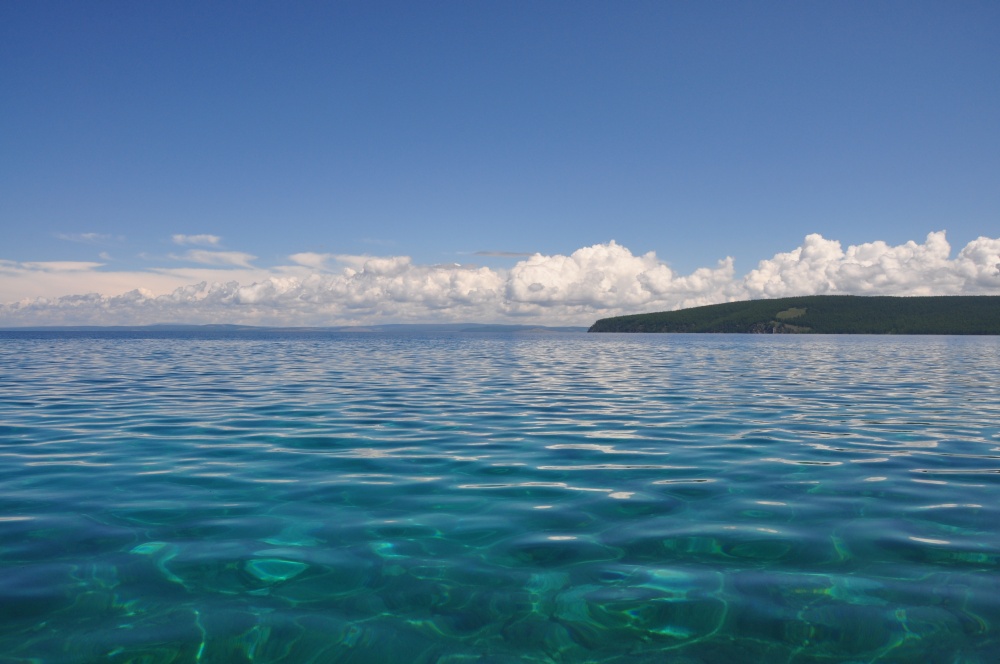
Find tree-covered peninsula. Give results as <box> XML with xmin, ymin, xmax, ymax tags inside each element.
<box><xmin>588</xmin><ymin>295</ymin><xmax>1000</xmax><ymax>334</ymax></box>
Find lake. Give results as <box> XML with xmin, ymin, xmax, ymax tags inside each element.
<box><xmin>1</xmin><ymin>330</ymin><xmax>998</xmax><ymax>663</ymax></box>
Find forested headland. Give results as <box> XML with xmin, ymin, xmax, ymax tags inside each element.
<box><xmin>588</xmin><ymin>295</ymin><xmax>1000</xmax><ymax>334</ymax></box>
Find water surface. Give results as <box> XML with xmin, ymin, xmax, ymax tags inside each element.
<box><xmin>1</xmin><ymin>331</ymin><xmax>998</xmax><ymax>662</ymax></box>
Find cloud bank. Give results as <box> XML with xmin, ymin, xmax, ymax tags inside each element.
<box><xmin>2</xmin><ymin>232</ymin><xmax>998</xmax><ymax>327</ymax></box>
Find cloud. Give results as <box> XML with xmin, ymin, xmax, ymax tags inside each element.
<box><xmin>172</xmin><ymin>234</ymin><xmax>222</xmax><ymax>246</ymax></box>
<box><xmin>0</xmin><ymin>260</ymin><xmax>206</xmax><ymax>304</ymax></box>
<box><xmin>503</xmin><ymin>242</ymin><xmax>738</xmax><ymax>317</ymax></box>
<box><xmin>17</xmin><ymin>261</ymin><xmax>106</xmax><ymax>272</ymax></box>
<box><xmin>171</xmin><ymin>250</ymin><xmax>257</xmax><ymax>268</ymax></box>
<box><xmin>741</xmin><ymin>232</ymin><xmax>1000</xmax><ymax>298</ymax></box>
<box><xmin>289</xmin><ymin>252</ymin><xmax>335</xmax><ymax>270</ymax></box>
<box><xmin>2</xmin><ymin>232</ymin><xmax>999</xmax><ymax>327</ymax></box>
<box><xmin>54</xmin><ymin>232</ymin><xmax>119</xmax><ymax>244</ymax></box>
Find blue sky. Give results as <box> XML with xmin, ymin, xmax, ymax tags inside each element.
<box><xmin>2</xmin><ymin>1</ymin><xmax>998</xmax><ymax>325</ymax></box>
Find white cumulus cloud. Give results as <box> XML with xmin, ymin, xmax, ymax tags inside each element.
<box><xmin>505</xmin><ymin>241</ymin><xmax>738</xmax><ymax>316</ymax></box>
<box><xmin>741</xmin><ymin>232</ymin><xmax>1000</xmax><ymax>297</ymax></box>
<box><xmin>2</xmin><ymin>231</ymin><xmax>999</xmax><ymax>327</ymax></box>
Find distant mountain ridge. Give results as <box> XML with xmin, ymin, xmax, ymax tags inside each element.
<box><xmin>589</xmin><ymin>295</ymin><xmax>1000</xmax><ymax>335</ymax></box>
<box><xmin>0</xmin><ymin>323</ymin><xmax>587</xmax><ymax>333</ymax></box>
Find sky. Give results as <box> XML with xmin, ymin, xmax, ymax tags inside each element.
<box><xmin>2</xmin><ymin>0</ymin><xmax>998</xmax><ymax>326</ymax></box>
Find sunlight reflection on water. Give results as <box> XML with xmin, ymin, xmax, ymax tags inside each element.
<box><xmin>0</xmin><ymin>331</ymin><xmax>998</xmax><ymax>662</ymax></box>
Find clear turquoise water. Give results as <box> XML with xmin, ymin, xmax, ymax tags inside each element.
<box><xmin>1</xmin><ymin>331</ymin><xmax>999</xmax><ymax>663</ymax></box>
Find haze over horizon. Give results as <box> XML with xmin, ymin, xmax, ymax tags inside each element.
<box><xmin>3</xmin><ymin>1</ymin><xmax>998</xmax><ymax>327</ymax></box>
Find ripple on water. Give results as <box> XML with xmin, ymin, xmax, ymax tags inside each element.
<box><xmin>0</xmin><ymin>331</ymin><xmax>999</xmax><ymax>662</ymax></box>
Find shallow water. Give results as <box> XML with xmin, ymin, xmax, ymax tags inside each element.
<box><xmin>1</xmin><ymin>330</ymin><xmax>998</xmax><ymax>663</ymax></box>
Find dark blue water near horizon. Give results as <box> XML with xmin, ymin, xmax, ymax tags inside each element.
<box><xmin>1</xmin><ymin>330</ymin><xmax>999</xmax><ymax>663</ymax></box>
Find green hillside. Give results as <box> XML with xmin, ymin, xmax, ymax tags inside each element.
<box><xmin>588</xmin><ymin>295</ymin><xmax>1000</xmax><ymax>334</ymax></box>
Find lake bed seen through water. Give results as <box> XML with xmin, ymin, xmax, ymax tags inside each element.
<box><xmin>1</xmin><ymin>330</ymin><xmax>998</xmax><ymax>663</ymax></box>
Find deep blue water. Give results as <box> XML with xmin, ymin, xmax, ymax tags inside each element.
<box><xmin>1</xmin><ymin>330</ymin><xmax>999</xmax><ymax>663</ymax></box>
